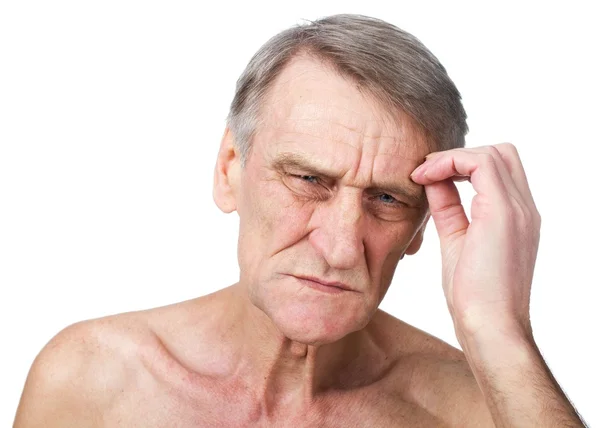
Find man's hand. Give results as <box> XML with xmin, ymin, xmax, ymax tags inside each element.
<box><xmin>410</xmin><ymin>144</ymin><xmax>586</xmax><ymax>427</ymax></box>
<box><xmin>410</xmin><ymin>143</ymin><xmax>539</xmax><ymax>342</ymax></box>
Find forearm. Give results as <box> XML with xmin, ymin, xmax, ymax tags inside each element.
<box><xmin>460</xmin><ymin>327</ymin><xmax>585</xmax><ymax>428</ymax></box>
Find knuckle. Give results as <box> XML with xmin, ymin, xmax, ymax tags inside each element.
<box><xmin>521</xmin><ymin>207</ymin><xmax>533</xmax><ymax>227</ymax></box>
<box><xmin>498</xmin><ymin>142</ymin><xmax>518</xmax><ymax>154</ymax></box>
<box><xmin>487</xmin><ymin>145</ymin><xmax>502</xmax><ymax>157</ymax></box>
<box><xmin>515</xmin><ymin>203</ymin><xmax>542</xmax><ymax>234</ymax></box>
<box><xmin>477</xmin><ymin>152</ymin><xmax>498</xmax><ymax>169</ymax></box>
<box><xmin>496</xmin><ymin>143</ymin><xmax>520</xmax><ymax>163</ymax></box>
<box><xmin>509</xmin><ymin>199</ymin><xmax>527</xmax><ymax>223</ymax></box>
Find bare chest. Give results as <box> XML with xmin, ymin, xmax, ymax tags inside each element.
<box><xmin>100</xmin><ymin>373</ymin><xmax>445</xmax><ymax>428</ymax></box>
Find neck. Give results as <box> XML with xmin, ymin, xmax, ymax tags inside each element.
<box><xmin>219</xmin><ymin>283</ymin><xmax>385</xmax><ymax>413</ymax></box>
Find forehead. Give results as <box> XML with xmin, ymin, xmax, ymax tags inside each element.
<box><xmin>253</xmin><ymin>56</ymin><xmax>429</xmax><ymax>186</ymax></box>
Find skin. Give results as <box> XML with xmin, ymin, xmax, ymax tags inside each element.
<box><xmin>13</xmin><ymin>56</ymin><xmax>585</xmax><ymax>427</ymax></box>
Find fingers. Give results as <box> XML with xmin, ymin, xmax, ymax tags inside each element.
<box><xmin>491</xmin><ymin>143</ymin><xmax>531</xmax><ymax>195</ymax></box>
<box><xmin>412</xmin><ymin>144</ymin><xmax>541</xmax><ymax>232</ymax></box>
<box><xmin>412</xmin><ymin>148</ymin><xmax>510</xmax><ymax>205</ymax></box>
<box><xmin>456</xmin><ymin>146</ymin><xmax>525</xmax><ymax>208</ymax></box>
<box><xmin>492</xmin><ymin>143</ymin><xmax>540</xmax><ymax>216</ymax></box>
<box><xmin>412</xmin><ymin>144</ymin><xmax>536</xmax><ymax>212</ymax></box>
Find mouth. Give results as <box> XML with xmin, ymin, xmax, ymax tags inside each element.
<box><xmin>288</xmin><ymin>275</ymin><xmax>356</xmax><ymax>294</ymax></box>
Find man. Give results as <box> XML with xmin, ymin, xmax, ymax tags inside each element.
<box><xmin>14</xmin><ymin>14</ymin><xmax>585</xmax><ymax>427</ymax></box>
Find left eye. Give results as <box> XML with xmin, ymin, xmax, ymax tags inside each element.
<box><xmin>378</xmin><ymin>193</ymin><xmax>398</xmax><ymax>204</ymax></box>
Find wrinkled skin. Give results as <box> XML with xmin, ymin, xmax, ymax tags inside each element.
<box><xmin>222</xmin><ymin>56</ymin><xmax>432</xmax><ymax>346</ymax></box>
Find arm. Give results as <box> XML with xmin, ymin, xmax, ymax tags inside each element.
<box><xmin>411</xmin><ymin>143</ymin><xmax>586</xmax><ymax>427</ymax></box>
<box><xmin>460</xmin><ymin>323</ymin><xmax>585</xmax><ymax>427</ymax></box>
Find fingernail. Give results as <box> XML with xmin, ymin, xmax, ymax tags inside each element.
<box><xmin>411</xmin><ymin>164</ymin><xmax>425</xmax><ymax>178</ymax></box>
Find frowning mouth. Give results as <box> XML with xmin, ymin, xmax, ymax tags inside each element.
<box><xmin>287</xmin><ymin>274</ymin><xmax>357</xmax><ymax>294</ymax></box>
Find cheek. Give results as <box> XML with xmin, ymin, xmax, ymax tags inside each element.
<box><xmin>237</xmin><ymin>180</ymin><xmax>314</xmax><ymax>269</ymax></box>
<box><xmin>251</xmin><ymin>182</ymin><xmax>312</xmax><ymax>238</ymax></box>
<box><xmin>364</xmin><ymin>221</ymin><xmax>420</xmax><ymax>293</ymax></box>
<box><xmin>378</xmin><ymin>245</ymin><xmax>405</xmax><ymax>299</ymax></box>
<box><xmin>365</xmin><ymin>217</ymin><xmax>414</xmax><ymax>258</ymax></box>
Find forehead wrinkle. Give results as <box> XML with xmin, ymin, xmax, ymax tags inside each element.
<box><xmin>272</xmin><ymin>105</ymin><xmax>386</xmax><ymax>140</ymax></box>
<box><xmin>264</xmin><ymin>88</ymin><xmax>368</xmax><ymax>129</ymax></box>
<box><xmin>267</xmin><ymin>121</ymin><xmax>425</xmax><ymax>184</ymax></box>
<box><xmin>272</xmin><ymin>134</ymin><xmax>413</xmax><ymax>175</ymax></box>
<box><xmin>270</xmin><ymin>117</ymin><xmax>411</xmax><ymax>158</ymax></box>
<box><xmin>267</xmin><ymin>124</ymin><xmax>380</xmax><ymax>155</ymax></box>
<box><xmin>263</xmin><ymin>111</ymin><xmax>425</xmax><ymax>171</ymax></box>
<box><xmin>260</xmin><ymin>55</ymin><xmax>429</xmax><ymax>151</ymax></box>
<box><xmin>263</xmin><ymin>81</ymin><xmax>417</xmax><ymax>155</ymax></box>
<box><xmin>373</xmin><ymin>147</ymin><xmax>425</xmax><ymax>163</ymax></box>
<box><xmin>267</xmin><ymin>132</ymin><xmax>370</xmax><ymax>162</ymax></box>
<box><xmin>345</xmin><ymin>126</ymin><xmax>424</xmax><ymax>187</ymax></box>
<box><xmin>281</xmin><ymin>116</ymin><xmax>399</xmax><ymax>142</ymax></box>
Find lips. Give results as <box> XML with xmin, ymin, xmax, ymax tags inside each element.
<box><xmin>289</xmin><ymin>274</ymin><xmax>356</xmax><ymax>293</ymax></box>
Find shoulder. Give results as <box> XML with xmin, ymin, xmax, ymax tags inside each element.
<box><xmin>14</xmin><ymin>310</ymin><xmax>159</xmax><ymax>427</ymax></box>
<box><xmin>399</xmin><ymin>353</ymin><xmax>493</xmax><ymax>427</ymax></box>
<box><xmin>369</xmin><ymin>309</ymin><xmax>464</xmax><ymax>359</ymax></box>
<box><xmin>371</xmin><ymin>310</ymin><xmax>494</xmax><ymax>427</ymax></box>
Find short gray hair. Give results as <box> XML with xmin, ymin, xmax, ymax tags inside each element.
<box><xmin>226</xmin><ymin>14</ymin><xmax>467</xmax><ymax>164</ymax></box>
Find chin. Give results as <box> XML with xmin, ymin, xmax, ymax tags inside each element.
<box><xmin>263</xmin><ymin>296</ymin><xmax>372</xmax><ymax>346</ymax></box>
<box><xmin>246</xmin><ymin>272</ymin><xmax>379</xmax><ymax>345</ymax></box>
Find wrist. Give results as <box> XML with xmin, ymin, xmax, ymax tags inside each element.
<box><xmin>456</xmin><ymin>318</ymin><xmax>538</xmax><ymax>373</ymax></box>
<box><xmin>453</xmin><ymin>306</ymin><xmax>533</xmax><ymax>346</ymax></box>
<box><xmin>453</xmin><ymin>309</ymin><xmax>535</xmax><ymax>364</ymax></box>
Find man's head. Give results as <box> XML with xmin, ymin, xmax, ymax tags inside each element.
<box><xmin>213</xmin><ymin>14</ymin><xmax>467</xmax><ymax>345</ymax></box>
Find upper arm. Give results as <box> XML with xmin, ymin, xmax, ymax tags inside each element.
<box><xmin>13</xmin><ymin>321</ymin><xmax>109</xmax><ymax>428</ymax></box>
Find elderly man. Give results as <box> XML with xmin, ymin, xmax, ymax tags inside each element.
<box><xmin>14</xmin><ymin>14</ymin><xmax>585</xmax><ymax>427</ymax></box>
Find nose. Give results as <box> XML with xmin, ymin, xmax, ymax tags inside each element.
<box><xmin>309</xmin><ymin>189</ymin><xmax>365</xmax><ymax>270</ymax></box>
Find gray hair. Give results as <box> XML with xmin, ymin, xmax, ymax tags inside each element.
<box><xmin>226</xmin><ymin>14</ymin><xmax>467</xmax><ymax>164</ymax></box>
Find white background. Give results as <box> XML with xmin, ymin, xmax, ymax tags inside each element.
<box><xmin>1</xmin><ymin>1</ymin><xmax>598</xmax><ymax>426</ymax></box>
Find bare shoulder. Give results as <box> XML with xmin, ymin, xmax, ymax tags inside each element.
<box><xmin>372</xmin><ymin>310</ymin><xmax>494</xmax><ymax>428</ymax></box>
<box><xmin>14</xmin><ymin>308</ymin><xmax>162</xmax><ymax>427</ymax></box>
<box><xmin>369</xmin><ymin>309</ymin><xmax>461</xmax><ymax>357</ymax></box>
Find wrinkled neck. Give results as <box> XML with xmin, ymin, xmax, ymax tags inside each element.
<box><xmin>224</xmin><ymin>283</ymin><xmax>380</xmax><ymax>413</ymax></box>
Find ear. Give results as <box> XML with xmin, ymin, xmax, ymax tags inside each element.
<box><xmin>405</xmin><ymin>213</ymin><xmax>430</xmax><ymax>256</ymax></box>
<box><xmin>213</xmin><ymin>128</ymin><xmax>241</xmax><ymax>213</ymax></box>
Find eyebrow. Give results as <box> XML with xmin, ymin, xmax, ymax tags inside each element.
<box><xmin>272</xmin><ymin>152</ymin><xmax>344</xmax><ymax>179</ymax></box>
<box><xmin>271</xmin><ymin>152</ymin><xmax>427</xmax><ymax>207</ymax></box>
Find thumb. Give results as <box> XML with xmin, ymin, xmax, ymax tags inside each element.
<box><xmin>424</xmin><ymin>178</ymin><xmax>469</xmax><ymax>246</ymax></box>
<box><xmin>424</xmin><ymin>178</ymin><xmax>470</xmax><ymax>305</ymax></box>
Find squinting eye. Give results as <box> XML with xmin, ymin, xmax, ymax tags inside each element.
<box><xmin>297</xmin><ymin>175</ymin><xmax>319</xmax><ymax>183</ymax></box>
<box><xmin>378</xmin><ymin>194</ymin><xmax>398</xmax><ymax>204</ymax></box>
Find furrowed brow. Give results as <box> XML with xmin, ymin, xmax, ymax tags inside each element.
<box><xmin>271</xmin><ymin>152</ymin><xmax>343</xmax><ymax>180</ymax></box>
<box><xmin>272</xmin><ymin>152</ymin><xmax>427</xmax><ymax>208</ymax></box>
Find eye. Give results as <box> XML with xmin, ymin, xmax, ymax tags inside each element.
<box><xmin>285</xmin><ymin>173</ymin><xmax>331</xmax><ymax>201</ymax></box>
<box><xmin>296</xmin><ymin>175</ymin><xmax>319</xmax><ymax>184</ymax></box>
<box><xmin>378</xmin><ymin>193</ymin><xmax>399</xmax><ymax>204</ymax></box>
